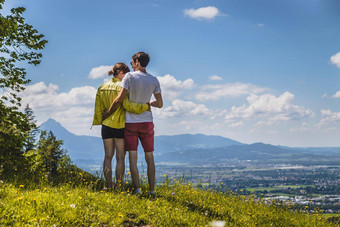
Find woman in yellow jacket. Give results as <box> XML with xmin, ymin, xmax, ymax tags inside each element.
<box><xmin>92</xmin><ymin>62</ymin><xmax>149</xmax><ymax>189</ymax></box>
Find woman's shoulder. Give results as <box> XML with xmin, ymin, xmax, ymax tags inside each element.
<box><xmin>99</xmin><ymin>79</ymin><xmax>121</xmax><ymax>90</ymax></box>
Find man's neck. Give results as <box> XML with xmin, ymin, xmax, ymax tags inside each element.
<box><xmin>136</xmin><ymin>67</ymin><xmax>147</xmax><ymax>73</ymax></box>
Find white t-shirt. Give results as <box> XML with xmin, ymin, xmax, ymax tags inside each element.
<box><xmin>120</xmin><ymin>70</ymin><xmax>161</xmax><ymax>123</ymax></box>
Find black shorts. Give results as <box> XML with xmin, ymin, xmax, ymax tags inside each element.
<box><xmin>101</xmin><ymin>125</ymin><xmax>124</xmax><ymax>139</ymax></box>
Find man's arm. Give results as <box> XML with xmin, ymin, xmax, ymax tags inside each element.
<box><xmin>122</xmin><ymin>97</ymin><xmax>150</xmax><ymax>114</ymax></box>
<box><xmin>150</xmin><ymin>93</ymin><xmax>163</xmax><ymax>108</ymax></box>
<box><xmin>102</xmin><ymin>88</ymin><xmax>128</xmax><ymax>120</ymax></box>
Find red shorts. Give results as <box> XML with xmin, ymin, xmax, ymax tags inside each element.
<box><xmin>125</xmin><ymin>122</ymin><xmax>154</xmax><ymax>152</ymax></box>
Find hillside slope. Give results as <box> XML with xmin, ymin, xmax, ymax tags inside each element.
<box><xmin>0</xmin><ymin>182</ymin><xmax>336</xmax><ymax>226</ymax></box>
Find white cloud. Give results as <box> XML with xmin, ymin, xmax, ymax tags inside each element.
<box><xmin>153</xmin><ymin>99</ymin><xmax>212</xmax><ymax>119</ymax></box>
<box><xmin>184</xmin><ymin>6</ymin><xmax>222</xmax><ymax>20</ymax></box>
<box><xmin>322</xmin><ymin>93</ymin><xmax>328</xmax><ymax>98</ymax></box>
<box><xmin>209</xmin><ymin>75</ymin><xmax>223</xmax><ymax>81</ymax></box>
<box><xmin>88</xmin><ymin>65</ymin><xmax>113</xmax><ymax>79</ymax></box>
<box><xmin>20</xmin><ymin>82</ymin><xmax>97</xmax><ymax>136</ymax></box>
<box><xmin>21</xmin><ymin>82</ymin><xmax>96</xmax><ymax>110</ymax></box>
<box><xmin>224</xmin><ymin>92</ymin><xmax>314</xmax><ymax>124</ymax></box>
<box><xmin>195</xmin><ymin>83</ymin><xmax>267</xmax><ymax>101</ymax></box>
<box><xmin>319</xmin><ymin>109</ymin><xmax>340</xmax><ymax>126</ymax></box>
<box><xmin>157</xmin><ymin>74</ymin><xmax>194</xmax><ymax>100</ymax></box>
<box><xmin>229</xmin><ymin>121</ymin><xmax>244</xmax><ymax>128</ymax></box>
<box><xmin>179</xmin><ymin>120</ymin><xmax>201</xmax><ymax>130</ymax></box>
<box><xmin>330</xmin><ymin>52</ymin><xmax>340</xmax><ymax>68</ymax></box>
<box><xmin>257</xmin><ymin>24</ymin><xmax>264</xmax><ymax>27</ymax></box>
<box><xmin>290</xmin><ymin>122</ymin><xmax>310</xmax><ymax>132</ymax></box>
<box><xmin>23</xmin><ymin>81</ymin><xmax>59</xmax><ymax>95</ymax></box>
<box><xmin>51</xmin><ymin>106</ymin><xmax>95</xmax><ymax>133</ymax></box>
<box><xmin>333</xmin><ymin>91</ymin><xmax>340</xmax><ymax>98</ymax></box>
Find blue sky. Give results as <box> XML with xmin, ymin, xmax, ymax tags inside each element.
<box><xmin>3</xmin><ymin>0</ymin><xmax>340</xmax><ymax>146</ymax></box>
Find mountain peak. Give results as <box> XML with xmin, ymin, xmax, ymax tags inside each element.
<box><xmin>43</xmin><ymin>118</ymin><xmax>62</xmax><ymax>126</ymax></box>
<box><xmin>40</xmin><ymin>118</ymin><xmax>72</xmax><ymax>136</ymax></box>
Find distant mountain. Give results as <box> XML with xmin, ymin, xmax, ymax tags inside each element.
<box><xmin>39</xmin><ymin>119</ymin><xmax>340</xmax><ymax>168</ymax></box>
<box><xmin>39</xmin><ymin>118</ymin><xmax>243</xmax><ymax>160</ymax></box>
<box><xmin>155</xmin><ymin>134</ymin><xmax>243</xmax><ymax>154</ymax></box>
<box><xmin>40</xmin><ymin>119</ymin><xmax>103</xmax><ymax>161</ymax></box>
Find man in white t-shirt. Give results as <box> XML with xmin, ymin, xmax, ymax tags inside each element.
<box><xmin>104</xmin><ymin>52</ymin><xmax>163</xmax><ymax>195</ymax></box>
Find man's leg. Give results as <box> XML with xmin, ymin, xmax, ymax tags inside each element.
<box><xmin>103</xmin><ymin>138</ymin><xmax>115</xmax><ymax>188</ymax></box>
<box><xmin>139</xmin><ymin>122</ymin><xmax>155</xmax><ymax>193</ymax></box>
<box><xmin>145</xmin><ymin>152</ymin><xmax>155</xmax><ymax>192</ymax></box>
<box><xmin>129</xmin><ymin>150</ymin><xmax>141</xmax><ymax>191</ymax></box>
<box><xmin>115</xmin><ymin>138</ymin><xmax>126</xmax><ymax>187</ymax></box>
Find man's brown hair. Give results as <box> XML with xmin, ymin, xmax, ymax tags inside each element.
<box><xmin>132</xmin><ymin>52</ymin><xmax>150</xmax><ymax>67</ymax></box>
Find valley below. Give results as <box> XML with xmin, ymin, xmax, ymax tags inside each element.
<box><xmin>41</xmin><ymin>119</ymin><xmax>340</xmax><ymax>216</ymax></box>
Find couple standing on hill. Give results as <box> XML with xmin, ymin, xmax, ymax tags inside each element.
<box><xmin>92</xmin><ymin>52</ymin><xmax>163</xmax><ymax>195</ymax></box>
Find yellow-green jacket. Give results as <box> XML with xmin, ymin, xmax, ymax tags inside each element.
<box><xmin>92</xmin><ymin>78</ymin><xmax>148</xmax><ymax>129</ymax></box>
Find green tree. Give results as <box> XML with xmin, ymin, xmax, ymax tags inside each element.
<box><xmin>36</xmin><ymin>131</ymin><xmax>66</xmax><ymax>182</ymax></box>
<box><xmin>0</xmin><ymin>0</ymin><xmax>47</xmax><ymax>179</ymax></box>
<box><xmin>30</xmin><ymin>130</ymin><xmax>97</xmax><ymax>186</ymax></box>
<box><xmin>23</xmin><ymin>104</ymin><xmax>38</xmax><ymax>153</ymax></box>
<box><xmin>0</xmin><ymin>0</ymin><xmax>47</xmax><ymax>105</ymax></box>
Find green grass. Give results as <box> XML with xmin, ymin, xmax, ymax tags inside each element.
<box><xmin>0</xmin><ymin>180</ymin><xmax>337</xmax><ymax>226</ymax></box>
<box><xmin>246</xmin><ymin>187</ymin><xmax>277</xmax><ymax>193</ymax></box>
<box><xmin>266</xmin><ymin>193</ymin><xmax>293</xmax><ymax>197</ymax></box>
<box><xmin>246</xmin><ymin>185</ymin><xmax>314</xmax><ymax>193</ymax></box>
<box><xmin>276</xmin><ymin>185</ymin><xmax>314</xmax><ymax>189</ymax></box>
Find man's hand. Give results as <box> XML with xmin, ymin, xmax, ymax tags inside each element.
<box><xmin>147</xmin><ymin>102</ymin><xmax>151</xmax><ymax>111</ymax></box>
<box><xmin>150</xmin><ymin>93</ymin><xmax>163</xmax><ymax>108</ymax></box>
<box><xmin>105</xmin><ymin>88</ymin><xmax>128</xmax><ymax>118</ymax></box>
<box><xmin>102</xmin><ymin>109</ymin><xmax>109</xmax><ymax>121</ymax></box>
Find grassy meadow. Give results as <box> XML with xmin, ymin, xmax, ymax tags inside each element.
<box><xmin>0</xmin><ymin>177</ymin><xmax>338</xmax><ymax>227</ymax></box>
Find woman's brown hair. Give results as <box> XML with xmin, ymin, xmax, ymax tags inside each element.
<box><xmin>112</xmin><ymin>62</ymin><xmax>130</xmax><ymax>77</ymax></box>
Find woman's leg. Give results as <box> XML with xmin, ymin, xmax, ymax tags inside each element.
<box><xmin>103</xmin><ymin>138</ymin><xmax>115</xmax><ymax>188</ymax></box>
<box><xmin>115</xmin><ymin>138</ymin><xmax>126</xmax><ymax>186</ymax></box>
